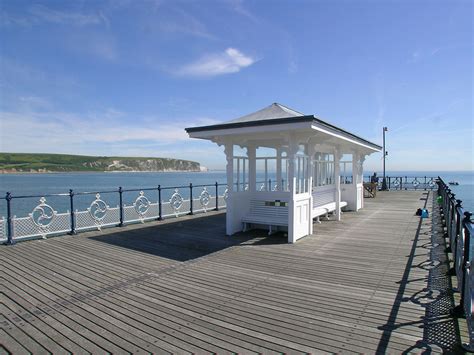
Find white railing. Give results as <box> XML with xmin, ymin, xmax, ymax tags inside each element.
<box><xmin>2</xmin><ymin>183</ymin><xmax>228</xmax><ymax>244</ymax></box>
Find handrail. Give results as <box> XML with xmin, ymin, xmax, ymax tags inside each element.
<box><xmin>363</xmin><ymin>175</ymin><xmax>437</xmax><ymax>190</ymax></box>
<box><xmin>1</xmin><ymin>181</ymin><xmax>230</xmax><ymax>245</ymax></box>
<box><xmin>437</xmin><ymin>176</ymin><xmax>474</xmax><ymax>351</ymax></box>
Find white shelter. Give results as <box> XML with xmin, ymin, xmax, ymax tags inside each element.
<box><xmin>186</xmin><ymin>103</ymin><xmax>381</xmax><ymax>243</ymax></box>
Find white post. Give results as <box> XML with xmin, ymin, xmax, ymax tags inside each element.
<box><xmin>352</xmin><ymin>152</ymin><xmax>358</xmax><ymax>185</ymax></box>
<box><xmin>276</xmin><ymin>148</ymin><xmax>282</xmax><ymax>191</ymax></box>
<box><xmin>236</xmin><ymin>158</ymin><xmax>240</xmax><ymax>192</ymax></box>
<box><xmin>264</xmin><ymin>158</ymin><xmax>268</xmax><ymax>191</ymax></box>
<box><xmin>335</xmin><ymin>148</ymin><xmax>342</xmax><ymax>221</ymax></box>
<box><xmin>247</xmin><ymin>145</ymin><xmax>257</xmax><ymax>192</ymax></box>
<box><xmin>287</xmin><ymin>137</ymin><xmax>296</xmax><ymax>243</ymax></box>
<box><xmin>308</xmin><ymin>147</ymin><xmax>314</xmax><ymax>235</ymax></box>
<box><xmin>225</xmin><ymin>143</ymin><xmax>234</xmax><ymax>235</ymax></box>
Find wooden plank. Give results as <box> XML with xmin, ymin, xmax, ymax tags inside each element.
<box><xmin>0</xmin><ymin>190</ymin><xmax>464</xmax><ymax>353</ymax></box>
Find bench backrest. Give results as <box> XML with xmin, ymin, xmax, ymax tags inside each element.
<box><xmin>313</xmin><ymin>188</ymin><xmax>336</xmax><ymax>208</ymax></box>
<box><xmin>249</xmin><ymin>199</ymin><xmax>289</xmax><ymax>218</ymax></box>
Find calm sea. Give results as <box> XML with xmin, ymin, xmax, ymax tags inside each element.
<box><xmin>0</xmin><ymin>170</ymin><xmax>472</xmax><ymax>218</ymax></box>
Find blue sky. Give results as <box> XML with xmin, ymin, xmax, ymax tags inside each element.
<box><xmin>0</xmin><ymin>0</ymin><xmax>472</xmax><ymax>171</ymax></box>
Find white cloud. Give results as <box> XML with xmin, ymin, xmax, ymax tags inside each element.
<box><xmin>177</xmin><ymin>48</ymin><xmax>256</xmax><ymax>77</ymax></box>
<box><xmin>227</xmin><ymin>0</ymin><xmax>260</xmax><ymax>23</ymax></box>
<box><xmin>0</xmin><ymin>108</ymin><xmax>222</xmax><ymax>151</ymax></box>
<box><xmin>28</xmin><ymin>5</ymin><xmax>104</xmax><ymax>26</ymax></box>
<box><xmin>1</xmin><ymin>5</ymin><xmax>107</xmax><ymax>28</ymax></box>
<box><xmin>158</xmin><ymin>8</ymin><xmax>216</xmax><ymax>40</ymax></box>
<box><xmin>0</xmin><ymin>108</ymin><xmax>228</xmax><ymax>167</ymax></box>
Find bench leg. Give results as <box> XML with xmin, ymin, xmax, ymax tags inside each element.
<box><xmin>268</xmin><ymin>225</ymin><xmax>273</xmax><ymax>235</ymax></box>
<box><xmin>243</xmin><ymin>222</ymin><xmax>247</xmax><ymax>232</ymax></box>
<box><xmin>316</xmin><ymin>216</ymin><xmax>321</xmax><ymax>224</ymax></box>
<box><xmin>325</xmin><ymin>212</ymin><xmax>330</xmax><ymax>221</ymax></box>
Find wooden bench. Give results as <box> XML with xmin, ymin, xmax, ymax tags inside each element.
<box><xmin>363</xmin><ymin>182</ymin><xmax>377</xmax><ymax>198</ymax></box>
<box><xmin>242</xmin><ymin>200</ymin><xmax>289</xmax><ymax>234</ymax></box>
<box><xmin>313</xmin><ymin>201</ymin><xmax>348</xmax><ymax>223</ymax></box>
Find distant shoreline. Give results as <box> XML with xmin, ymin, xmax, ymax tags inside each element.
<box><xmin>0</xmin><ymin>169</ymin><xmax>205</xmax><ymax>175</ymax></box>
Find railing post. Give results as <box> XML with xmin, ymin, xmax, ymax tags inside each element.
<box><xmin>448</xmin><ymin>200</ymin><xmax>463</xmax><ymax>271</ymax></box>
<box><xmin>456</xmin><ymin>200</ymin><xmax>463</xmax><ymax>236</ymax></box>
<box><xmin>400</xmin><ymin>177</ymin><xmax>403</xmax><ymax>190</ymax></box>
<box><xmin>158</xmin><ymin>185</ymin><xmax>163</xmax><ymax>220</ymax></box>
<box><xmin>189</xmin><ymin>183</ymin><xmax>194</xmax><ymax>215</ymax></box>
<box><xmin>214</xmin><ymin>182</ymin><xmax>219</xmax><ymax>211</ymax></box>
<box><xmin>404</xmin><ymin>176</ymin><xmax>408</xmax><ymax>190</ymax></box>
<box><xmin>452</xmin><ymin>212</ymin><xmax>473</xmax><ymax>318</ymax></box>
<box><xmin>118</xmin><ymin>186</ymin><xmax>124</xmax><ymax>227</ymax></box>
<box><xmin>5</xmin><ymin>192</ymin><xmax>14</xmax><ymax>245</ymax></box>
<box><xmin>424</xmin><ymin>176</ymin><xmax>427</xmax><ymax>190</ymax></box>
<box><xmin>69</xmin><ymin>189</ymin><xmax>76</xmax><ymax>235</ymax></box>
<box><xmin>388</xmin><ymin>177</ymin><xmax>391</xmax><ymax>190</ymax></box>
<box><xmin>268</xmin><ymin>179</ymin><xmax>271</xmax><ymax>191</ymax></box>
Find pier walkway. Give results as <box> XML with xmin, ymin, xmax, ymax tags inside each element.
<box><xmin>1</xmin><ymin>191</ymin><xmax>465</xmax><ymax>353</ymax></box>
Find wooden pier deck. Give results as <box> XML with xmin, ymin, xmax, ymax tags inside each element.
<box><xmin>0</xmin><ymin>191</ymin><xmax>464</xmax><ymax>354</ymax></box>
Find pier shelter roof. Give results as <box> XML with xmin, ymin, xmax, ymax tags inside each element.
<box><xmin>186</xmin><ymin>102</ymin><xmax>382</xmax><ymax>153</ymax></box>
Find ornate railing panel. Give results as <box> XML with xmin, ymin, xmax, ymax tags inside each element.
<box><xmin>0</xmin><ymin>217</ymin><xmax>6</xmax><ymax>242</ymax></box>
<box><xmin>1</xmin><ymin>182</ymin><xmax>229</xmax><ymax>244</ymax></box>
<box><xmin>75</xmin><ymin>207</ymin><xmax>120</xmax><ymax>231</ymax></box>
<box><xmin>11</xmin><ymin>197</ymin><xmax>71</xmax><ymax>240</ymax></box>
<box><xmin>364</xmin><ymin>175</ymin><xmax>437</xmax><ymax>190</ymax></box>
<box><xmin>123</xmin><ymin>191</ymin><xmax>159</xmax><ymax>223</ymax></box>
<box><xmin>123</xmin><ymin>203</ymin><xmax>159</xmax><ymax>223</ymax></box>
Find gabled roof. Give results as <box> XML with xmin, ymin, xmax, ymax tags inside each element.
<box><xmin>185</xmin><ymin>103</ymin><xmax>382</xmax><ymax>151</ymax></box>
<box><xmin>226</xmin><ymin>103</ymin><xmax>304</xmax><ymax>124</ymax></box>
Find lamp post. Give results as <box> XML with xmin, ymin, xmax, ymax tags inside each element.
<box><xmin>382</xmin><ymin>126</ymin><xmax>388</xmax><ymax>191</ymax></box>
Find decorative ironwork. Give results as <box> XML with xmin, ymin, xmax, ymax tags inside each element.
<box><xmin>134</xmin><ymin>191</ymin><xmax>150</xmax><ymax>217</ymax></box>
<box><xmin>199</xmin><ymin>188</ymin><xmax>210</xmax><ymax>210</ymax></box>
<box><xmin>88</xmin><ymin>193</ymin><xmax>108</xmax><ymax>221</ymax></box>
<box><xmin>259</xmin><ymin>183</ymin><xmax>265</xmax><ymax>191</ymax></box>
<box><xmin>413</xmin><ymin>178</ymin><xmax>420</xmax><ymax>188</ymax></box>
<box><xmin>170</xmin><ymin>189</ymin><xmax>183</xmax><ymax>214</ymax></box>
<box><xmin>428</xmin><ymin>179</ymin><xmax>436</xmax><ymax>189</ymax></box>
<box><xmin>223</xmin><ymin>188</ymin><xmax>228</xmax><ymax>202</ymax></box>
<box><xmin>393</xmin><ymin>178</ymin><xmax>400</xmax><ymax>187</ymax></box>
<box><xmin>30</xmin><ymin>197</ymin><xmax>55</xmax><ymax>228</ymax></box>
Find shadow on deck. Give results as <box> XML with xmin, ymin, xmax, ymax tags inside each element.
<box><xmin>88</xmin><ymin>212</ymin><xmax>287</xmax><ymax>262</ymax></box>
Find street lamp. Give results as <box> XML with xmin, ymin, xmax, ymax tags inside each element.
<box><xmin>382</xmin><ymin>126</ymin><xmax>388</xmax><ymax>190</ymax></box>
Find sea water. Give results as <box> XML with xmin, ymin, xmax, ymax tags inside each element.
<box><xmin>0</xmin><ymin>170</ymin><xmax>472</xmax><ymax>218</ymax></box>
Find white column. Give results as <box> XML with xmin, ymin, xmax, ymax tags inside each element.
<box><xmin>276</xmin><ymin>148</ymin><xmax>282</xmax><ymax>191</ymax></box>
<box><xmin>335</xmin><ymin>148</ymin><xmax>342</xmax><ymax>221</ymax></box>
<box><xmin>288</xmin><ymin>139</ymin><xmax>298</xmax><ymax>197</ymax></box>
<box><xmin>287</xmin><ymin>137</ymin><xmax>296</xmax><ymax>243</ymax></box>
<box><xmin>308</xmin><ymin>144</ymin><xmax>315</xmax><ymax>231</ymax></box>
<box><xmin>224</xmin><ymin>143</ymin><xmax>234</xmax><ymax>235</ymax></box>
<box><xmin>247</xmin><ymin>145</ymin><xmax>257</xmax><ymax>192</ymax></box>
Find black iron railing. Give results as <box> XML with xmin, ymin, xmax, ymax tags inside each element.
<box><xmin>1</xmin><ymin>182</ymin><xmax>229</xmax><ymax>245</ymax></box>
<box><xmin>364</xmin><ymin>176</ymin><xmax>437</xmax><ymax>190</ymax></box>
<box><xmin>437</xmin><ymin>177</ymin><xmax>474</xmax><ymax>351</ymax></box>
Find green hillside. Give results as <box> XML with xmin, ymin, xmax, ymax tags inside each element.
<box><xmin>0</xmin><ymin>153</ymin><xmax>200</xmax><ymax>173</ymax></box>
